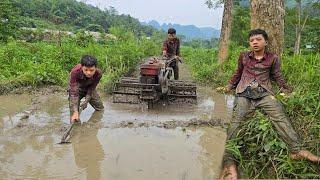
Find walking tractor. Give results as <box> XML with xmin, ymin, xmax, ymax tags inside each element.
<box><xmin>112</xmin><ymin>56</ymin><xmax>197</xmax><ymax>108</ymax></box>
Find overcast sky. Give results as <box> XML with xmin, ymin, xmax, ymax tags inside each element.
<box><xmin>81</xmin><ymin>0</ymin><xmax>223</xmax><ymax>29</ymax></box>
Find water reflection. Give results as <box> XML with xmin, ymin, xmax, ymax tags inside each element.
<box><xmin>198</xmin><ymin>127</ymin><xmax>226</xmax><ymax>179</ymax></box>
<box><xmin>72</xmin><ymin>110</ymin><xmax>105</xmax><ymax>180</ymax></box>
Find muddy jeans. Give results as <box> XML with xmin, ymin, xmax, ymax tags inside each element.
<box><xmin>223</xmin><ymin>95</ymin><xmax>302</xmax><ymax>166</ymax></box>
<box><xmin>69</xmin><ymin>89</ymin><xmax>104</xmax><ymax>116</ymax></box>
<box><xmin>169</xmin><ymin>60</ymin><xmax>179</xmax><ymax>80</ymax></box>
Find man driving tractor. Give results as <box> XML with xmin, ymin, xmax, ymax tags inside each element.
<box><xmin>162</xmin><ymin>28</ymin><xmax>181</xmax><ymax>80</ymax></box>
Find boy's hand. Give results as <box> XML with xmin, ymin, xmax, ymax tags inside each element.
<box><xmin>279</xmin><ymin>92</ymin><xmax>288</xmax><ymax>98</ymax></box>
<box><xmin>216</xmin><ymin>86</ymin><xmax>231</xmax><ymax>93</ymax></box>
<box><xmin>80</xmin><ymin>95</ymin><xmax>91</xmax><ymax>110</ymax></box>
<box><xmin>162</xmin><ymin>51</ymin><xmax>167</xmax><ymax>56</ymax></box>
<box><xmin>279</xmin><ymin>91</ymin><xmax>295</xmax><ymax>99</ymax></box>
<box><xmin>80</xmin><ymin>102</ymin><xmax>88</xmax><ymax>110</ymax></box>
<box><xmin>70</xmin><ymin>111</ymin><xmax>79</xmax><ymax>123</ymax></box>
<box><xmin>175</xmin><ymin>56</ymin><xmax>183</xmax><ymax>63</ymax></box>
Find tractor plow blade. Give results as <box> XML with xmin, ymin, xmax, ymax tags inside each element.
<box><xmin>113</xmin><ymin>77</ymin><xmax>140</xmax><ymax>104</ymax></box>
<box><xmin>113</xmin><ymin>77</ymin><xmax>159</xmax><ymax>104</ymax></box>
<box><xmin>113</xmin><ymin>77</ymin><xmax>197</xmax><ymax>106</ymax></box>
<box><xmin>167</xmin><ymin>80</ymin><xmax>197</xmax><ymax>104</ymax></box>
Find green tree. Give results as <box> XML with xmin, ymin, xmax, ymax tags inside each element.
<box><xmin>10</xmin><ymin>0</ymin><xmax>160</xmax><ymax>38</ymax></box>
<box><xmin>0</xmin><ymin>0</ymin><xmax>18</xmax><ymax>42</ymax></box>
<box><xmin>230</xmin><ymin>5</ymin><xmax>250</xmax><ymax>47</ymax></box>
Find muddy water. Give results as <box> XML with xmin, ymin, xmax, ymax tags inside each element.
<box><xmin>1</xmin><ymin>126</ymin><xmax>225</xmax><ymax>180</ymax></box>
<box><xmin>0</xmin><ymin>65</ymin><xmax>234</xmax><ymax>180</ymax></box>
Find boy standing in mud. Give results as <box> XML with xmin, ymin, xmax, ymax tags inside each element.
<box><xmin>162</xmin><ymin>28</ymin><xmax>181</xmax><ymax>80</ymax></box>
<box><xmin>68</xmin><ymin>55</ymin><xmax>104</xmax><ymax>123</ymax></box>
<box><xmin>220</xmin><ymin>29</ymin><xmax>320</xmax><ymax>180</ymax></box>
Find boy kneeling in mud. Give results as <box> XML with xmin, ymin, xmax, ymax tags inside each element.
<box><xmin>68</xmin><ymin>55</ymin><xmax>104</xmax><ymax>123</ymax></box>
<box><xmin>219</xmin><ymin>29</ymin><xmax>320</xmax><ymax>180</ymax></box>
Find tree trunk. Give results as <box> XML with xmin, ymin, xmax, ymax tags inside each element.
<box><xmin>294</xmin><ymin>0</ymin><xmax>301</xmax><ymax>55</ymax></box>
<box><xmin>250</xmin><ymin>0</ymin><xmax>285</xmax><ymax>56</ymax></box>
<box><xmin>218</xmin><ymin>0</ymin><xmax>233</xmax><ymax>63</ymax></box>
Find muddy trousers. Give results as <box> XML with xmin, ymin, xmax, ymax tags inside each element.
<box><xmin>223</xmin><ymin>95</ymin><xmax>301</xmax><ymax>166</ymax></box>
<box><xmin>69</xmin><ymin>90</ymin><xmax>104</xmax><ymax>116</ymax></box>
<box><xmin>169</xmin><ymin>61</ymin><xmax>179</xmax><ymax>80</ymax></box>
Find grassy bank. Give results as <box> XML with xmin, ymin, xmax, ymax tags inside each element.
<box><xmin>0</xmin><ymin>28</ymin><xmax>161</xmax><ymax>94</ymax></box>
<box><xmin>182</xmin><ymin>46</ymin><xmax>320</xmax><ymax>178</ymax></box>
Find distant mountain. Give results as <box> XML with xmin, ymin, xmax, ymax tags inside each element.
<box><xmin>142</xmin><ymin>20</ymin><xmax>220</xmax><ymax>40</ymax></box>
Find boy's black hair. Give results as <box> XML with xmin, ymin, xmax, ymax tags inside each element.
<box><xmin>168</xmin><ymin>28</ymin><xmax>176</xmax><ymax>35</ymax></box>
<box><xmin>81</xmin><ymin>55</ymin><xmax>97</xmax><ymax>67</ymax></box>
<box><xmin>249</xmin><ymin>29</ymin><xmax>269</xmax><ymax>41</ymax></box>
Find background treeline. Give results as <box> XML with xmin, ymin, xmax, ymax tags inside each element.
<box><xmin>0</xmin><ymin>0</ymin><xmax>163</xmax><ymax>42</ymax></box>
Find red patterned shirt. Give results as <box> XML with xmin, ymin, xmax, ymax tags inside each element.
<box><xmin>229</xmin><ymin>51</ymin><xmax>289</xmax><ymax>95</ymax></box>
<box><xmin>162</xmin><ymin>38</ymin><xmax>180</xmax><ymax>57</ymax></box>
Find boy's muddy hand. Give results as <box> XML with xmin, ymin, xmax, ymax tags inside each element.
<box><xmin>176</xmin><ymin>56</ymin><xmax>183</xmax><ymax>63</ymax></box>
<box><xmin>70</xmin><ymin>111</ymin><xmax>79</xmax><ymax>123</ymax></box>
<box><xmin>216</xmin><ymin>86</ymin><xmax>231</xmax><ymax>93</ymax></box>
<box><xmin>279</xmin><ymin>91</ymin><xmax>295</xmax><ymax>99</ymax></box>
<box><xmin>279</xmin><ymin>93</ymin><xmax>288</xmax><ymax>98</ymax></box>
<box><xmin>80</xmin><ymin>101</ymin><xmax>88</xmax><ymax>110</ymax></box>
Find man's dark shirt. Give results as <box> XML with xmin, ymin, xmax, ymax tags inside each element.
<box><xmin>162</xmin><ymin>38</ymin><xmax>180</xmax><ymax>57</ymax></box>
<box><xmin>229</xmin><ymin>51</ymin><xmax>289</xmax><ymax>96</ymax></box>
<box><xmin>69</xmin><ymin>64</ymin><xmax>102</xmax><ymax>111</ymax></box>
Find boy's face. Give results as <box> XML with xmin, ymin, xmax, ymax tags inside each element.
<box><xmin>249</xmin><ymin>34</ymin><xmax>267</xmax><ymax>52</ymax></box>
<box><xmin>168</xmin><ymin>33</ymin><xmax>176</xmax><ymax>40</ymax></box>
<box><xmin>82</xmin><ymin>66</ymin><xmax>96</xmax><ymax>78</ymax></box>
